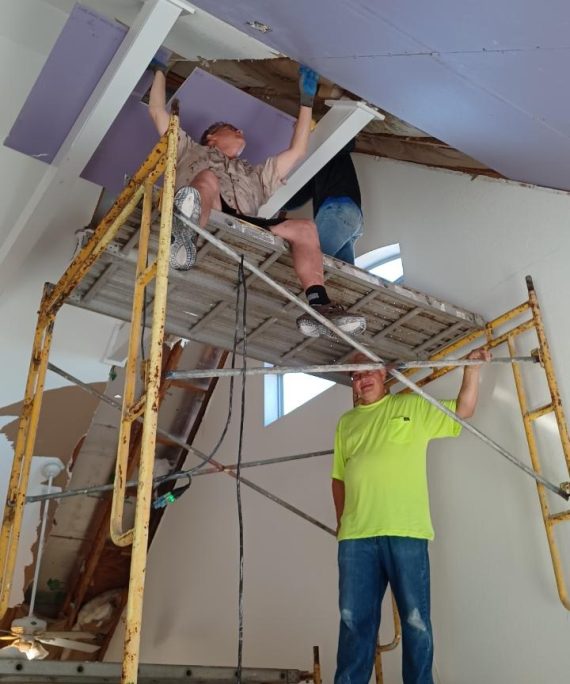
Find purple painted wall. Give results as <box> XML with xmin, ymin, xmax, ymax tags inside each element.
<box><xmin>4</xmin><ymin>5</ymin><xmax>125</xmax><ymax>164</ymax></box>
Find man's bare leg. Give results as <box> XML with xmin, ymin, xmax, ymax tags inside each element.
<box><xmin>271</xmin><ymin>219</ymin><xmax>366</xmax><ymax>338</ymax></box>
<box><xmin>270</xmin><ymin>219</ymin><xmax>324</xmax><ymax>289</ymax></box>
<box><xmin>188</xmin><ymin>169</ymin><xmax>222</xmax><ymax>228</ymax></box>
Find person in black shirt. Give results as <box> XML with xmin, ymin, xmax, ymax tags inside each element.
<box><xmin>286</xmin><ymin>139</ymin><xmax>363</xmax><ymax>264</ymax></box>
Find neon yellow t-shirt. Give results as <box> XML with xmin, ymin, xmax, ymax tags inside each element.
<box><xmin>332</xmin><ymin>393</ymin><xmax>461</xmax><ymax>541</ymax></box>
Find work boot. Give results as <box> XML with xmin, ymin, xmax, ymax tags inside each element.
<box><xmin>171</xmin><ymin>186</ymin><xmax>202</xmax><ymax>270</ymax></box>
<box><xmin>296</xmin><ymin>302</ymin><xmax>366</xmax><ymax>339</ymax></box>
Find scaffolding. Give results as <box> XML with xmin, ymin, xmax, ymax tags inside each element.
<box><xmin>1</xmin><ymin>111</ymin><xmax>569</xmax><ymax>683</ymax></box>
<box><xmin>0</xmin><ymin>658</ymin><xmax>316</xmax><ymax>683</ymax></box>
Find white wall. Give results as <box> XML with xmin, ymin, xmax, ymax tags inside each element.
<box><xmin>0</xmin><ymin>0</ymin><xmax>65</xmax><ymax>248</ymax></box>
<box><xmin>0</xmin><ymin>0</ymin><xmax>123</xmax><ymax>607</ymax></box>
<box><xmin>107</xmin><ymin>158</ymin><xmax>570</xmax><ymax>683</ymax></box>
<box><xmin>0</xmin><ymin>0</ymin><xmax>116</xmax><ymax>410</ymax></box>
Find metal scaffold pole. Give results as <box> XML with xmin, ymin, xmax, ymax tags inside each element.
<box><xmin>166</xmin><ymin>356</ymin><xmax>537</xmax><ymax>381</ymax></box>
<box><xmin>0</xmin><ymin>114</ymin><xmax>176</xmax><ymax>684</ymax></box>
<box><xmin>116</xmin><ymin>111</ymin><xmax>179</xmax><ymax>684</ymax></box>
<box><xmin>0</xmin><ymin>284</ymin><xmax>55</xmax><ymax>617</ymax></box>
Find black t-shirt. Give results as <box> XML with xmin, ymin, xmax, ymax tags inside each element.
<box><xmin>287</xmin><ymin>139</ymin><xmax>361</xmax><ymax>214</ymax></box>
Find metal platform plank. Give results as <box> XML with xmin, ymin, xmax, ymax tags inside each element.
<box><xmin>67</xmin><ymin>208</ymin><xmax>485</xmax><ymax>371</ymax></box>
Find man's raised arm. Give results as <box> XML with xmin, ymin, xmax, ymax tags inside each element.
<box><xmin>456</xmin><ymin>348</ymin><xmax>492</xmax><ymax>419</ymax></box>
<box><xmin>275</xmin><ymin>66</ymin><xmax>319</xmax><ymax>179</ymax></box>
<box><xmin>148</xmin><ymin>65</ymin><xmax>170</xmax><ymax>137</ymax></box>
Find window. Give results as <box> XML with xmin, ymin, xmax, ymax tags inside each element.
<box><xmin>264</xmin><ymin>368</ymin><xmax>334</xmax><ymax>426</ymax></box>
<box><xmin>264</xmin><ymin>244</ymin><xmax>404</xmax><ymax>425</ymax></box>
<box><xmin>355</xmin><ymin>243</ymin><xmax>403</xmax><ymax>284</ymax></box>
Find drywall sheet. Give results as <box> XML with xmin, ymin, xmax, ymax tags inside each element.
<box><xmin>80</xmin><ymin>95</ymin><xmax>156</xmax><ymax>194</ymax></box>
<box><xmin>174</xmin><ymin>67</ymin><xmax>295</xmax><ymax>165</ymax></box>
<box><xmin>83</xmin><ymin>67</ymin><xmax>295</xmax><ymax>194</ymax></box>
<box><xmin>4</xmin><ymin>4</ymin><xmax>125</xmax><ymax>164</ymax></box>
<box><xmin>4</xmin><ymin>3</ymin><xmax>295</xmax><ymax>195</ymax></box>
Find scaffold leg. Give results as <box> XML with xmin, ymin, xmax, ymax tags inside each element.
<box><xmin>110</xmin><ymin>177</ymin><xmax>156</xmax><ymax>548</ymax></box>
<box><xmin>506</xmin><ymin>276</ymin><xmax>570</xmax><ymax>610</ymax></box>
<box><xmin>119</xmin><ymin>110</ymin><xmax>178</xmax><ymax>684</ymax></box>
<box><xmin>0</xmin><ymin>284</ymin><xmax>55</xmax><ymax>618</ymax></box>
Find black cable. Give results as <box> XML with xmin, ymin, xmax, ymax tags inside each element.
<box><xmin>149</xmin><ymin>260</ymin><xmax>247</xmax><ymax>507</ymax></box>
<box><xmin>180</xmin><ymin>259</ymin><xmax>245</xmax><ymax>477</ymax></box>
<box><xmin>236</xmin><ymin>256</ymin><xmax>247</xmax><ymax>684</ymax></box>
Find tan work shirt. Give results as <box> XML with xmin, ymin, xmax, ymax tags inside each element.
<box><xmin>176</xmin><ymin>131</ymin><xmax>283</xmax><ymax>216</ymax></box>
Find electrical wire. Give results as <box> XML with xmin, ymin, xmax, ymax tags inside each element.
<box><xmin>148</xmin><ymin>257</ymin><xmax>248</xmax><ymax>517</ymax></box>
<box><xmin>180</xmin><ymin>256</ymin><xmax>246</xmax><ymax>477</ymax></box>
<box><xmin>152</xmin><ymin>473</ymin><xmax>192</xmax><ymax>509</ymax></box>
<box><xmin>235</xmin><ymin>256</ymin><xmax>247</xmax><ymax>684</ymax></box>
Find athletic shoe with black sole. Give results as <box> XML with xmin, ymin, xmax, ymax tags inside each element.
<box><xmin>296</xmin><ymin>302</ymin><xmax>367</xmax><ymax>339</ymax></box>
<box><xmin>171</xmin><ymin>186</ymin><xmax>202</xmax><ymax>270</ymax></box>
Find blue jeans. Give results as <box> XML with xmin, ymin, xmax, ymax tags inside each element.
<box><xmin>335</xmin><ymin>537</ymin><xmax>433</xmax><ymax>684</ymax></box>
<box><xmin>315</xmin><ymin>198</ymin><xmax>363</xmax><ymax>265</ymax></box>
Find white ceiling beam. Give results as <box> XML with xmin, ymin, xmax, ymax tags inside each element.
<box><xmin>0</xmin><ymin>0</ymin><xmax>188</xmax><ymax>298</ymax></box>
<box><xmin>257</xmin><ymin>100</ymin><xmax>384</xmax><ymax>219</ymax></box>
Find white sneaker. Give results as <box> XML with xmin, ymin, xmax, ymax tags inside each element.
<box><xmin>171</xmin><ymin>186</ymin><xmax>202</xmax><ymax>270</ymax></box>
<box><xmin>296</xmin><ymin>302</ymin><xmax>367</xmax><ymax>339</ymax></box>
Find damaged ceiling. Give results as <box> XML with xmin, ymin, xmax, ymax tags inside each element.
<box><xmin>167</xmin><ymin>57</ymin><xmax>498</xmax><ymax>177</ymax></box>
<box><xmin>8</xmin><ymin>1</ymin><xmax>500</xmax><ymax>195</ymax></box>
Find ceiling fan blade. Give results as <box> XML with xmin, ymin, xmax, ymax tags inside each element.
<box><xmin>1</xmin><ymin>639</ymin><xmax>48</xmax><ymax>660</ymax></box>
<box><xmin>39</xmin><ymin>631</ymin><xmax>97</xmax><ymax>640</ymax></box>
<box><xmin>0</xmin><ymin>636</ymin><xmax>16</xmax><ymax>641</ymax></box>
<box><xmin>37</xmin><ymin>637</ymin><xmax>100</xmax><ymax>653</ymax></box>
<box><xmin>0</xmin><ymin>645</ymin><xmax>26</xmax><ymax>659</ymax></box>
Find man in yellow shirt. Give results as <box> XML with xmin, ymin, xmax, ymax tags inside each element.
<box><xmin>332</xmin><ymin>349</ymin><xmax>490</xmax><ymax>684</ymax></box>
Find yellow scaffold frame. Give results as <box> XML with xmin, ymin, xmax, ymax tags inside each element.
<box><xmin>0</xmin><ymin>111</ymin><xmax>179</xmax><ymax>684</ymax></box>
<box><xmin>395</xmin><ymin>277</ymin><xmax>570</xmax><ymax>604</ymax></box>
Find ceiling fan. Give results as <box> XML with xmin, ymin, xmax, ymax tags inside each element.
<box><xmin>0</xmin><ymin>462</ymin><xmax>100</xmax><ymax>660</ymax></box>
<box><xmin>0</xmin><ymin>616</ymin><xmax>99</xmax><ymax>660</ymax></box>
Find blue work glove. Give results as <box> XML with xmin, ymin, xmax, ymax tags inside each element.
<box><xmin>148</xmin><ymin>56</ymin><xmax>168</xmax><ymax>74</ymax></box>
<box><xmin>299</xmin><ymin>65</ymin><xmax>319</xmax><ymax>108</ymax></box>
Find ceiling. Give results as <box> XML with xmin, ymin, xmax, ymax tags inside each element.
<box><xmin>12</xmin><ymin>0</ymin><xmax>500</xmax><ymax>187</ymax></box>
<box><xmin>167</xmin><ymin>58</ymin><xmax>496</xmax><ymax>177</ymax></box>
<box><xmin>187</xmin><ymin>0</ymin><xmax>570</xmax><ymax>192</ymax></box>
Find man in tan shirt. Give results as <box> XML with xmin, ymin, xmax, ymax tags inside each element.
<box><xmin>148</xmin><ymin>65</ymin><xmax>366</xmax><ymax>339</ymax></box>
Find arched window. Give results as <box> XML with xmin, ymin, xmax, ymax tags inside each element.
<box><xmin>264</xmin><ymin>244</ymin><xmax>403</xmax><ymax>425</ymax></box>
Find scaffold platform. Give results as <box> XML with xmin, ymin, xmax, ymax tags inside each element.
<box><xmin>66</xmin><ymin>207</ymin><xmax>485</xmax><ymax>370</ymax></box>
